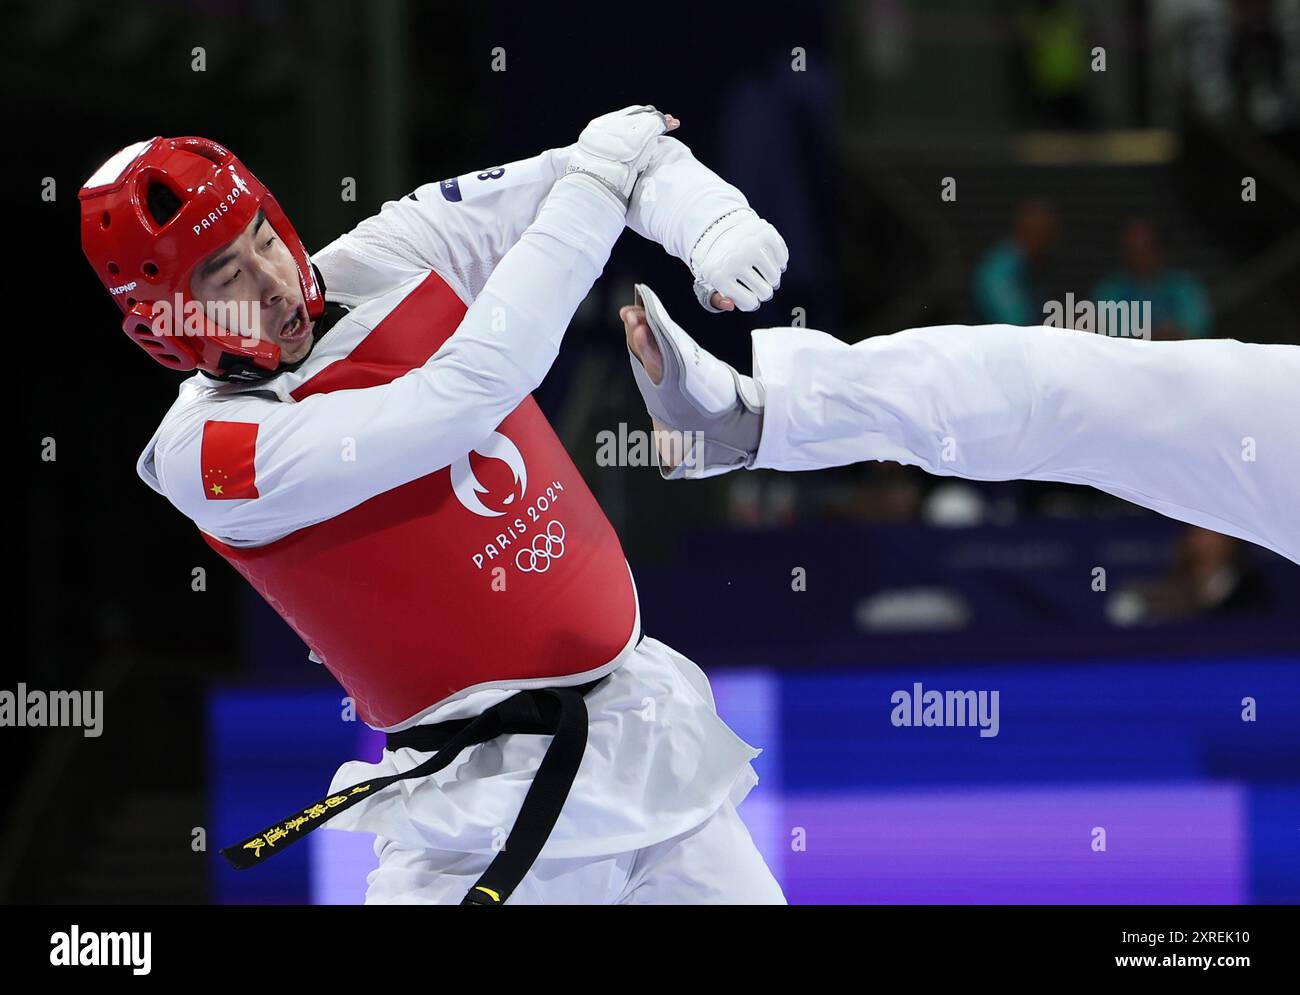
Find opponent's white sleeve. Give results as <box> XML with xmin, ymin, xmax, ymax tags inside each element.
<box><xmin>149</xmin><ymin>175</ymin><xmax>626</xmax><ymax>546</ymax></box>
<box><xmin>750</xmin><ymin>324</ymin><xmax>1300</xmax><ymax>565</ymax></box>
<box><xmin>315</xmin><ymin>137</ymin><xmax>748</xmax><ymax>304</ymax></box>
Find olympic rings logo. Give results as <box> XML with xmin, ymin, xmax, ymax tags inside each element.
<box><xmin>515</xmin><ymin>520</ymin><xmax>566</xmax><ymax>573</ymax></box>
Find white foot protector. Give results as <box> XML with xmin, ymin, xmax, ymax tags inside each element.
<box><xmin>628</xmin><ymin>283</ymin><xmax>764</xmax><ymax>480</ymax></box>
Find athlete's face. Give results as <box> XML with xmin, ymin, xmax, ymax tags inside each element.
<box><xmin>189</xmin><ymin>208</ymin><xmax>314</xmax><ymax>364</ymax></box>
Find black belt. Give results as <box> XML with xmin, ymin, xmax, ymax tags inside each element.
<box><xmin>219</xmin><ymin>676</ymin><xmax>607</xmax><ymax>905</ymax></box>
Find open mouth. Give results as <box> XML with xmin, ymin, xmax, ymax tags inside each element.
<box><xmin>279</xmin><ymin>305</ymin><xmax>308</xmax><ymax>345</ymax></box>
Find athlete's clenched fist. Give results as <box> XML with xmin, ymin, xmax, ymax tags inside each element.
<box><xmin>689</xmin><ymin>208</ymin><xmax>789</xmax><ymax>313</ymax></box>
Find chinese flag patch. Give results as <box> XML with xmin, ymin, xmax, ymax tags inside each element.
<box><xmin>201</xmin><ymin>420</ymin><xmax>260</xmax><ymax>500</ymax></box>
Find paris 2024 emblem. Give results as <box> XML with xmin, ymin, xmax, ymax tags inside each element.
<box><xmin>453</xmin><ymin>431</ymin><xmax>567</xmax><ymax>573</ymax></box>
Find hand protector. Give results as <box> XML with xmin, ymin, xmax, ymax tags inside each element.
<box><xmin>690</xmin><ymin>208</ymin><xmax>789</xmax><ymax>312</ymax></box>
<box><xmin>627</xmin><ymin>283</ymin><xmax>765</xmax><ymax>480</ymax></box>
<box><xmin>564</xmin><ymin>105</ymin><xmax>670</xmax><ymax>206</ymax></box>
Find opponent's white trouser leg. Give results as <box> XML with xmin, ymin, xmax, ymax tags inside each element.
<box><xmin>750</xmin><ymin>323</ymin><xmax>1300</xmax><ymax>565</ymax></box>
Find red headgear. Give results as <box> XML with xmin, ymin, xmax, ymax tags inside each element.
<box><xmin>79</xmin><ymin>136</ymin><xmax>324</xmax><ymax>375</ymax></box>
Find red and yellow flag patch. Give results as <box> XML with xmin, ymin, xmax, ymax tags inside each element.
<box><xmin>201</xmin><ymin>420</ymin><xmax>260</xmax><ymax>500</ymax></box>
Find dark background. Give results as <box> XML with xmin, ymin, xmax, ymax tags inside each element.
<box><xmin>7</xmin><ymin>0</ymin><xmax>1299</xmax><ymax>902</ymax></box>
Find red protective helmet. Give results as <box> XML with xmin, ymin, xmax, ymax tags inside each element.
<box><xmin>79</xmin><ymin>136</ymin><xmax>324</xmax><ymax>375</ymax></box>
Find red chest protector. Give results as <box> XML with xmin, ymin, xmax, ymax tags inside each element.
<box><xmin>202</xmin><ymin>272</ymin><xmax>638</xmax><ymax>729</ymax></box>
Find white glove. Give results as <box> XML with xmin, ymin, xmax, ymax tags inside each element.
<box><xmin>689</xmin><ymin>208</ymin><xmax>789</xmax><ymax>312</ymax></box>
<box><xmin>563</xmin><ymin>105</ymin><xmax>670</xmax><ymax>206</ymax></box>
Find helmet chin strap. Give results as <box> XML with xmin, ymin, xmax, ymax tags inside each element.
<box><xmin>203</xmin><ymin>301</ymin><xmax>349</xmax><ymax>383</ymax></box>
<box><xmin>203</xmin><ymin>266</ymin><xmax>349</xmax><ymax>384</ymax></box>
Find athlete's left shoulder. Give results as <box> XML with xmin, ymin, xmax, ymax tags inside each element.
<box><xmin>310</xmin><ymin>223</ymin><xmax>426</xmax><ymax>309</ymax></box>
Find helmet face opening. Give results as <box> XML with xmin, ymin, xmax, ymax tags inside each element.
<box><xmin>145</xmin><ymin>179</ymin><xmax>184</xmax><ymax>231</ymax></box>
<box><xmin>80</xmin><ymin>136</ymin><xmax>323</xmax><ymax>376</ymax></box>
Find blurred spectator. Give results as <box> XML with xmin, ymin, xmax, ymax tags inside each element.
<box><xmin>1228</xmin><ymin>0</ymin><xmax>1295</xmax><ymax>133</ymax></box>
<box><xmin>821</xmin><ymin>462</ymin><xmax>925</xmax><ymax>525</ymax></box>
<box><xmin>1152</xmin><ymin>0</ymin><xmax>1299</xmax><ymax>132</ymax></box>
<box><xmin>728</xmin><ymin>475</ymin><xmax>799</xmax><ymax>529</ymax></box>
<box><xmin>1107</xmin><ymin>525</ymin><xmax>1273</xmax><ymax>626</ymax></box>
<box><xmin>1092</xmin><ymin>219</ymin><xmax>1213</xmax><ymax>339</ymax></box>
<box><xmin>920</xmin><ymin>480</ymin><xmax>1022</xmax><ymax>528</ymax></box>
<box><xmin>971</xmin><ymin>199</ymin><xmax>1059</xmax><ymax>325</ymax></box>
<box><xmin>1016</xmin><ymin>0</ymin><xmax>1090</xmax><ymax>126</ymax></box>
<box><xmin>717</xmin><ymin>46</ymin><xmax>843</xmax><ymax>336</ymax></box>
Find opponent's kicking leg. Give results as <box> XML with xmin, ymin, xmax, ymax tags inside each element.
<box><xmin>623</xmin><ymin>284</ymin><xmax>1300</xmax><ymax>565</ymax></box>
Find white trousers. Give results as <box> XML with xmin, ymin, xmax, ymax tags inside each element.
<box><xmin>751</xmin><ymin>324</ymin><xmax>1300</xmax><ymax>565</ymax></box>
<box><xmin>325</xmin><ymin>635</ymin><xmax>784</xmax><ymax>904</ymax></box>
<box><xmin>364</xmin><ymin>797</ymin><xmax>785</xmax><ymax>904</ymax></box>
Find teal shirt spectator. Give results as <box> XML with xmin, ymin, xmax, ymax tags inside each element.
<box><xmin>972</xmin><ymin>241</ymin><xmax>1039</xmax><ymax>325</ymax></box>
<box><xmin>1092</xmin><ymin>269</ymin><xmax>1212</xmax><ymax>339</ymax></box>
